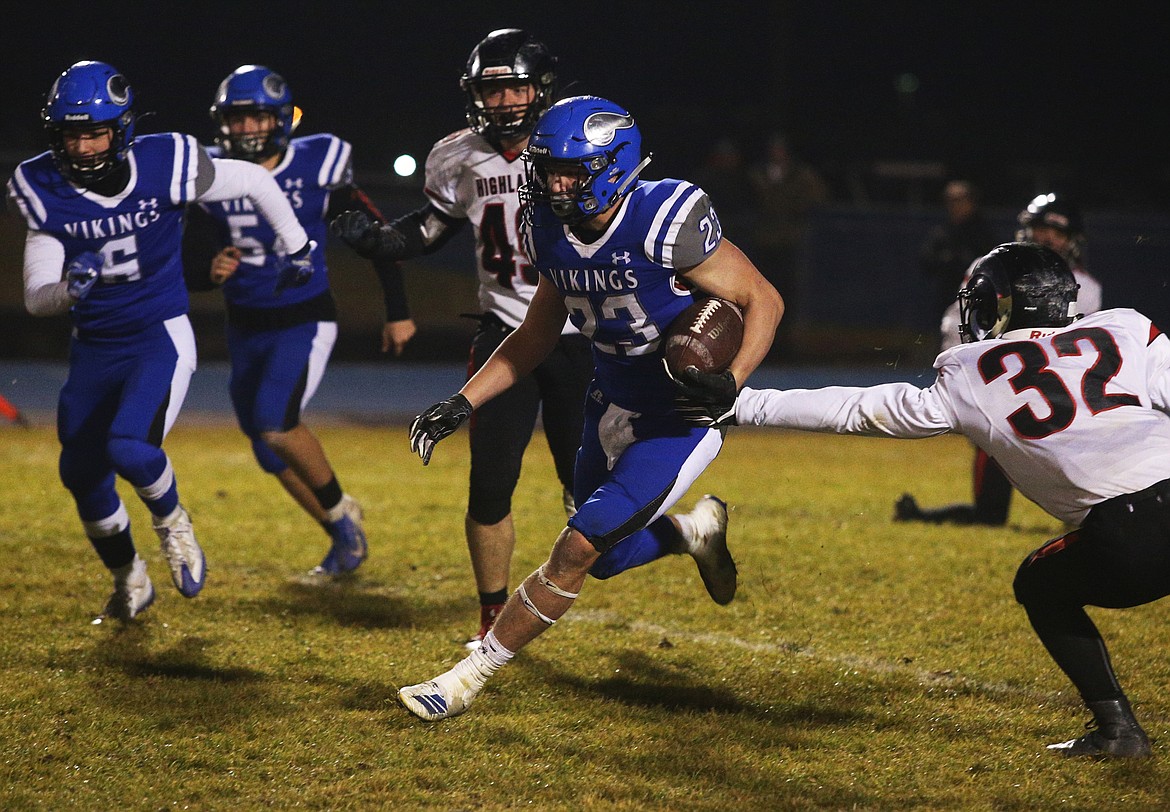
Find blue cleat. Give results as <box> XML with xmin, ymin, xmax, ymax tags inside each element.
<box><xmin>310</xmin><ymin>495</ymin><xmax>368</xmax><ymax>576</ymax></box>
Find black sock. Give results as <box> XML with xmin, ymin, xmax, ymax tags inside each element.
<box><xmin>313</xmin><ymin>476</ymin><xmax>343</xmax><ymax>514</ymax></box>
<box><xmin>89</xmin><ymin>527</ymin><xmax>136</xmax><ymax>570</ymax></box>
<box><xmin>480</xmin><ymin>589</ymin><xmax>508</xmax><ymax>606</ymax></box>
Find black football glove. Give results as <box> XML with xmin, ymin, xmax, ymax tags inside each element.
<box><xmin>330</xmin><ymin>210</ymin><xmax>409</xmax><ymax>260</ymax></box>
<box><xmin>409</xmin><ymin>393</ymin><xmax>473</xmax><ymax>465</ymax></box>
<box><xmin>666</xmin><ymin>362</ymin><xmax>739</xmax><ymax>428</ymax></box>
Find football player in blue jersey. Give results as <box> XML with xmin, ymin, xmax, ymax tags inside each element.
<box><xmin>397</xmin><ymin>96</ymin><xmax>784</xmax><ymax>720</ymax></box>
<box><xmin>331</xmin><ymin>30</ymin><xmax>593</xmax><ymax>647</ymax></box>
<box><xmin>8</xmin><ymin>61</ymin><xmax>315</xmax><ymax>622</ymax></box>
<box><xmin>183</xmin><ymin>65</ymin><xmax>415</xmax><ymax>578</ymax></box>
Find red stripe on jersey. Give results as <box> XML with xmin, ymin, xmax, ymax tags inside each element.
<box><xmin>1149</xmin><ymin>323</ymin><xmax>1162</xmax><ymax>346</ymax></box>
<box><xmin>348</xmin><ymin>186</ymin><xmax>386</xmax><ymax>222</ymax></box>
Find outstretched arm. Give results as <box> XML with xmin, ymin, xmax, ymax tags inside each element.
<box><xmin>326</xmin><ymin>186</ymin><xmax>417</xmax><ymax>355</ymax></box>
<box><xmin>200</xmin><ymin>158</ymin><xmax>310</xmax><ymax>255</ymax></box>
<box><xmin>735</xmin><ymin>383</ymin><xmax>953</xmax><ymax>438</ymax></box>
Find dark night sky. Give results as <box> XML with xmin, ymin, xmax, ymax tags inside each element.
<box><xmin>3</xmin><ymin>2</ymin><xmax>1168</xmax><ymax>208</ymax></box>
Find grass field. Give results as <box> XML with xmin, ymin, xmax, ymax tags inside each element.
<box><xmin>2</xmin><ymin>421</ymin><xmax>1169</xmax><ymax>810</ymax></box>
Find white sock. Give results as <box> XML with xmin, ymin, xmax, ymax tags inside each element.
<box><xmin>469</xmin><ymin>630</ymin><xmax>514</xmax><ymax>675</ymax></box>
<box><xmin>673</xmin><ymin>513</ymin><xmax>697</xmax><ymax>553</ymax></box>
<box><xmin>325</xmin><ymin>498</ymin><xmax>348</xmax><ymax>524</ymax></box>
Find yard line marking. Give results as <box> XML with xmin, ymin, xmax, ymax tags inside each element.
<box><xmin>564</xmin><ymin>608</ymin><xmax>1062</xmax><ymax>703</ymax></box>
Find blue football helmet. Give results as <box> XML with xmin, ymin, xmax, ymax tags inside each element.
<box><xmin>210</xmin><ymin>65</ymin><xmax>296</xmax><ymax>160</ymax></box>
<box><xmin>520</xmin><ymin>96</ymin><xmax>652</xmax><ymax>224</ymax></box>
<box><xmin>42</xmin><ymin>61</ymin><xmax>136</xmax><ymax>185</ymax></box>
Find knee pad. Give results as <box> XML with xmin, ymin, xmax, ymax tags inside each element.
<box><xmin>106</xmin><ymin>436</ymin><xmax>166</xmax><ymax>486</ymax></box>
<box><xmin>251</xmin><ymin>436</ymin><xmax>287</xmax><ymax>475</ymax></box>
<box><xmin>1013</xmin><ymin>556</ymin><xmax>1044</xmax><ymax>607</ymax></box>
<box><xmin>467</xmin><ymin>484</ymin><xmax>513</xmax><ymax>526</ymax></box>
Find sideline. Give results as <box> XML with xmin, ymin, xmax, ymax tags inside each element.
<box><xmin>0</xmin><ymin>361</ymin><xmax>932</xmax><ymax>423</ymax></box>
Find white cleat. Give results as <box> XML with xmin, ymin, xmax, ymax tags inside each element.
<box><xmin>398</xmin><ymin>658</ymin><xmax>490</xmax><ymax>722</ymax></box>
<box><xmin>153</xmin><ymin>505</ymin><xmax>205</xmax><ymax>598</ymax></box>
<box><xmin>684</xmin><ymin>494</ymin><xmax>737</xmax><ymax>605</ymax></box>
<box><xmin>94</xmin><ymin>555</ymin><xmax>155</xmax><ymax>623</ymax></box>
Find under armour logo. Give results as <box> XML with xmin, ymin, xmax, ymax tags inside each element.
<box><xmin>138</xmin><ymin>198</ymin><xmax>158</xmax><ymax>211</ymax></box>
<box><xmin>611</xmin><ymin>251</ymin><xmax>631</xmax><ymax>265</ymax></box>
<box><xmin>284</xmin><ymin>178</ymin><xmax>304</xmax><ymax>190</ymax></box>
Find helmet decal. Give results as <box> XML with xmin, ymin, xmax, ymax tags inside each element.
<box><xmin>106</xmin><ymin>74</ymin><xmax>131</xmax><ymax>106</ymax></box>
<box><xmin>583</xmin><ymin>112</ymin><xmax>634</xmax><ymax>147</ymax></box>
<box><xmin>261</xmin><ymin>72</ymin><xmax>287</xmax><ymax>103</ymax></box>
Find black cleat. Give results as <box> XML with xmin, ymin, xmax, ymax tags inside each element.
<box><xmin>1048</xmin><ymin>699</ymin><xmax>1152</xmax><ymax>759</ymax></box>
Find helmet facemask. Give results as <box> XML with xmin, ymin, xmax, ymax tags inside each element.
<box><xmin>464</xmin><ymin>77</ymin><xmax>549</xmax><ymax>143</ymax></box>
<box><xmin>217</xmin><ymin>108</ymin><xmax>281</xmax><ymax>161</ymax></box>
<box><xmin>958</xmin><ymin>272</ymin><xmax>1012</xmax><ymax>343</ymax></box>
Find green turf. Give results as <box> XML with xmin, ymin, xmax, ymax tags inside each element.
<box><xmin>1</xmin><ymin>422</ymin><xmax>1167</xmax><ymax>810</ymax></box>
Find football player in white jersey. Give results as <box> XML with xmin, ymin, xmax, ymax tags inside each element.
<box><xmin>8</xmin><ymin>61</ymin><xmax>313</xmax><ymax>622</ymax></box>
<box><xmin>900</xmin><ymin>195</ymin><xmax>1103</xmax><ymax>527</ymax></box>
<box><xmin>331</xmin><ymin>29</ymin><xmax>593</xmax><ymax>647</ymax></box>
<box><xmin>722</xmin><ymin>243</ymin><xmax>1168</xmax><ymax>758</ymax></box>
<box><xmin>396</xmin><ymin>96</ymin><xmax>783</xmax><ymax>721</ymax></box>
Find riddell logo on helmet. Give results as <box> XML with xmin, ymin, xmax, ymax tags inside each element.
<box><xmin>64</xmin><ymin>114</ymin><xmax>92</xmax><ymax>121</ymax></box>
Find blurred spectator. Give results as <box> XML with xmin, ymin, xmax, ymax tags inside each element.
<box><xmin>747</xmin><ymin>132</ymin><xmax>829</xmax><ymax>314</ymax></box>
<box><xmin>691</xmin><ymin>137</ymin><xmax>754</xmax><ymax>247</ymax></box>
<box><xmin>917</xmin><ymin>179</ymin><xmax>996</xmax><ymax>322</ymax></box>
<box><xmin>898</xmin><ymin>192</ymin><xmax>1100</xmax><ymax>527</ymax></box>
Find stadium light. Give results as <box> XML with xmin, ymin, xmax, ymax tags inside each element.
<box><xmin>393</xmin><ymin>154</ymin><xmax>417</xmax><ymax>177</ymax></box>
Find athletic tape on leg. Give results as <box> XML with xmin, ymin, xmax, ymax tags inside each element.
<box><xmin>518</xmin><ymin>566</ymin><xmax>579</xmax><ymax>626</ymax></box>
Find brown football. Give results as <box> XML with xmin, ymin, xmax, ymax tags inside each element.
<box><xmin>663</xmin><ymin>297</ymin><xmax>744</xmax><ymax>377</ymax></box>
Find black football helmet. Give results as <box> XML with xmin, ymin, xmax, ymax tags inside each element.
<box><xmin>1015</xmin><ymin>193</ymin><xmax>1085</xmax><ymax>262</ymax></box>
<box><xmin>957</xmin><ymin>242</ymin><xmax>1079</xmax><ymax>344</ymax></box>
<box><xmin>460</xmin><ymin>28</ymin><xmax>557</xmax><ymax>144</ymax></box>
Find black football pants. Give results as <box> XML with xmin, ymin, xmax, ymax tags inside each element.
<box><xmin>1013</xmin><ymin>479</ymin><xmax>1170</xmax><ymax>703</ymax></box>
<box><xmin>465</xmin><ymin>316</ymin><xmax>593</xmax><ymax>525</ymax></box>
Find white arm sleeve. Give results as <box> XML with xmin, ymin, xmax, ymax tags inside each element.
<box><xmin>23</xmin><ymin>230</ymin><xmax>73</xmax><ymax>316</ymax></box>
<box><xmin>1146</xmin><ymin>330</ymin><xmax>1170</xmax><ymax>415</ymax></box>
<box><xmin>199</xmin><ymin>158</ymin><xmax>310</xmax><ymax>254</ymax></box>
<box><xmin>734</xmin><ymin>383</ymin><xmax>954</xmax><ymax>439</ymax></box>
